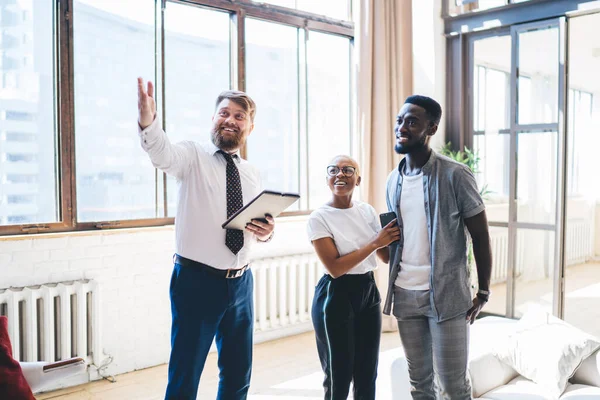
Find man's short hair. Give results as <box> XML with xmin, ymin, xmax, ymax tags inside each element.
<box><xmin>215</xmin><ymin>90</ymin><xmax>257</xmax><ymax>122</ymax></box>
<box><xmin>404</xmin><ymin>95</ymin><xmax>442</xmax><ymax>126</ymax></box>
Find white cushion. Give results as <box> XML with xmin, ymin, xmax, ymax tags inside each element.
<box><xmin>493</xmin><ymin>309</ymin><xmax>600</xmax><ymax>399</ymax></box>
<box><xmin>470</xmin><ymin>316</ymin><xmax>519</xmax><ymax>359</ymax></box>
<box><xmin>571</xmin><ymin>348</ymin><xmax>600</xmax><ymax>387</ymax></box>
<box><xmin>561</xmin><ymin>383</ymin><xmax>600</xmax><ymax>399</ymax></box>
<box><xmin>560</xmin><ymin>385</ymin><xmax>600</xmax><ymax>400</ymax></box>
<box><xmin>470</xmin><ymin>352</ymin><xmax>519</xmax><ymax>398</ymax></box>
<box><xmin>469</xmin><ymin>316</ymin><xmax>520</xmax><ymax>397</ymax></box>
<box><xmin>477</xmin><ymin>376</ymin><xmax>552</xmax><ymax>400</ymax></box>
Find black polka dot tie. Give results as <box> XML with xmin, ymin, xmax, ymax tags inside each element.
<box><xmin>219</xmin><ymin>150</ymin><xmax>244</xmax><ymax>255</ymax></box>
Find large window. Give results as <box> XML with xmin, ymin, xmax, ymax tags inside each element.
<box><xmin>0</xmin><ymin>0</ymin><xmax>58</xmax><ymax>228</ymax></box>
<box><xmin>471</xmin><ymin>34</ymin><xmax>512</xmax><ymax>222</ymax></box>
<box><xmin>0</xmin><ymin>0</ymin><xmax>354</xmax><ymax>235</ymax></box>
<box><xmin>306</xmin><ymin>31</ymin><xmax>351</xmax><ymax>208</ymax></box>
<box><xmin>567</xmin><ymin>89</ymin><xmax>594</xmax><ymax>196</ymax></box>
<box><xmin>457</xmin><ymin>2</ymin><xmax>600</xmax><ymax>325</ymax></box>
<box><xmin>73</xmin><ymin>0</ymin><xmax>156</xmax><ymax>222</ymax></box>
<box><xmin>164</xmin><ymin>3</ymin><xmax>230</xmax><ymax>217</ymax></box>
<box><xmin>245</xmin><ymin>18</ymin><xmax>300</xmax><ymax>208</ymax></box>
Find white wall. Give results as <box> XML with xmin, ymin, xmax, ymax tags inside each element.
<box><xmin>411</xmin><ymin>0</ymin><xmax>446</xmax><ymax>150</ymax></box>
<box><xmin>0</xmin><ymin>228</ymin><xmax>175</xmax><ymax>378</ymax></box>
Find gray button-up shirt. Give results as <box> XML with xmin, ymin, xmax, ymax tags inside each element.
<box><xmin>383</xmin><ymin>151</ymin><xmax>485</xmax><ymax>322</ymax></box>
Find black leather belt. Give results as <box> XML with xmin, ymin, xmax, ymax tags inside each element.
<box><xmin>174</xmin><ymin>254</ymin><xmax>248</xmax><ymax>279</ymax></box>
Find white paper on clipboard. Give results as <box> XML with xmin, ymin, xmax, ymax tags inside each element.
<box><xmin>221</xmin><ymin>190</ymin><xmax>300</xmax><ymax>231</ymax></box>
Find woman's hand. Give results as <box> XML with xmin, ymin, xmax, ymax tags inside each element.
<box><xmin>373</xmin><ymin>219</ymin><xmax>401</xmax><ymax>249</ymax></box>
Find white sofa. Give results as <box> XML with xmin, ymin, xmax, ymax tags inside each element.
<box><xmin>390</xmin><ymin>316</ymin><xmax>600</xmax><ymax>399</ymax></box>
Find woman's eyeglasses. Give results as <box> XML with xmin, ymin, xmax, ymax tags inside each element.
<box><xmin>327</xmin><ymin>165</ymin><xmax>356</xmax><ymax>177</ymax></box>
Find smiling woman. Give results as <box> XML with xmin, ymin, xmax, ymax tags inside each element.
<box><xmin>307</xmin><ymin>154</ymin><xmax>400</xmax><ymax>399</ymax></box>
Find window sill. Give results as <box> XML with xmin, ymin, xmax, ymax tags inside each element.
<box><xmin>0</xmin><ymin>225</ymin><xmax>175</xmax><ymax>242</ymax></box>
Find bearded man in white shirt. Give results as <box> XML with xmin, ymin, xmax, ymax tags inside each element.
<box><xmin>137</xmin><ymin>78</ymin><xmax>275</xmax><ymax>400</ymax></box>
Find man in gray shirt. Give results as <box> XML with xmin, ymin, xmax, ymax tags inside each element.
<box><xmin>384</xmin><ymin>95</ymin><xmax>492</xmax><ymax>399</ymax></box>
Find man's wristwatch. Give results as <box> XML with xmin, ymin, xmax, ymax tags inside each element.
<box><xmin>476</xmin><ymin>289</ymin><xmax>490</xmax><ymax>302</ymax></box>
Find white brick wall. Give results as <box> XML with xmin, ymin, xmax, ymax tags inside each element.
<box><xmin>0</xmin><ymin>227</ymin><xmax>176</xmax><ymax>379</ymax></box>
<box><xmin>0</xmin><ymin>218</ymin><xmax>313</xmax><ymax>384</ymax></box>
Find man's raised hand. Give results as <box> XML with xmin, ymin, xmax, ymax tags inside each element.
<box><xmin>137</xmin><ymin>77</ymin><xmax>156</xmax><ymax>130</ymax></box>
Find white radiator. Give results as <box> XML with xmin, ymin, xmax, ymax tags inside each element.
<box><xmin>489</xmin><ymin>229</ymin><xmax>527</xmax><ymax>284</ymax></box>
<box><xmin>490</xmin><ymin>228</ymin><xmax>510</xmax><ymax>284</ymax></box>
<box><xmin>489</xmin><ymin>219</ymin><xmax>594</xmax><ymax>283</ymax></box>
<box><xmin>252</xmin><ymin>253</ymin><xmax>322</xmax><ymax>343</ymax></box>
<box><xmin>565</xmin><ymin>219</ymin><xmax>594</xmax><ymax>266</ymax></box>
<box><xmin>0</xmin><ymin>280</ymin><xmax>101</xmax><ymax>367</ymax></box>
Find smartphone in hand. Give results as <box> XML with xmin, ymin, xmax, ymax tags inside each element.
<box><xmin>379</xmin><ymin>211</ymin><xmax>397</xmax><ymax>228</ymax></box>
<box><xmin>379</xmin><ymin>211</ymin><xmax>400</xmax><ymax>245</ymax></box>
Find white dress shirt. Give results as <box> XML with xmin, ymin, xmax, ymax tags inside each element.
<box><xmin>138</xmin><ymin>117</ymin><xmax>262</xmax><ymax>270</ymax></box>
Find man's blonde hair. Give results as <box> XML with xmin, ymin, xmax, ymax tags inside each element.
<box><xmin>215</xmin><ymin>90</ymin><xmax>257</xmax><ymax>122</ymax></box>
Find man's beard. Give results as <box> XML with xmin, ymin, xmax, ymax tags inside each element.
<box><xmin>211</xmin><ymin>127</ymin><xmax>243</xmax><ymax>152</ymax></box>
<box><xmin>394</xmin><ymin>134</ymin><xmax>427</xmax><ymax>154</ymax></box>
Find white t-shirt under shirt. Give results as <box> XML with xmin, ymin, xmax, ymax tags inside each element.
<box><xmin>307</xmin><ymin>201</ymin><xmax>380</xmax><ymax>275</ymax></box>
<box><xmin>394</xmin><ymin>172</ymin><xmax>432</xmax><ymax>290</ymax></box>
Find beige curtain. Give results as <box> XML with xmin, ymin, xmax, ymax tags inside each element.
<box><xmin>355</xmin><ymin>0</ymin><xmax>413</xmax><ymax>331</ymax></box>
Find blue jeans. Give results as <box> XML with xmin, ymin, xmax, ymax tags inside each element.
<box><xmin>165</xmin><ymin>261</ymin><xmax>254</xmax><ymax>400</ymax></box>
<box><xmin>393</xmin><ymin>286</ymin><xmax>471</xmax><ymax>400</ymax></box>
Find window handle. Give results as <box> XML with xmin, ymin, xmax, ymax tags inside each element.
<box><xmin>95</xmin><ymin>222</ymin><xmax>122</xmax><ymax>229</ymax></box>
<box><xmin>21</xmin><ymin>225</ymin><xmax>51</xmax><ymax>234</ymax></box>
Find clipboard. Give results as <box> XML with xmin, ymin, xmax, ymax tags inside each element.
<box><xmin>222</xmin><ymin>190</ymin><xmax>300</xmax><ymax>230</ymax></box>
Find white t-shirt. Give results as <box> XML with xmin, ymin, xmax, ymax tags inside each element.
<box><xmin>394</xmin><ymin>172</ymin><xmax>432</xmax><ymax>290</ymax></box>
<box><xmin>307</xmin><ymin>201</ymin><xmax>380</xmax><ymax>275</ymax></box>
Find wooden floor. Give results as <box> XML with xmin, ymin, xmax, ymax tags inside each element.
<box><xmin>36</xmin><ymin>331</ymin><xmax>402</xmax><ymax>400</ymax></box>
<box><xmin>36</xmin><ymin>261</ymin><xmax>600</xmax><ymax>400</ymax></box>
